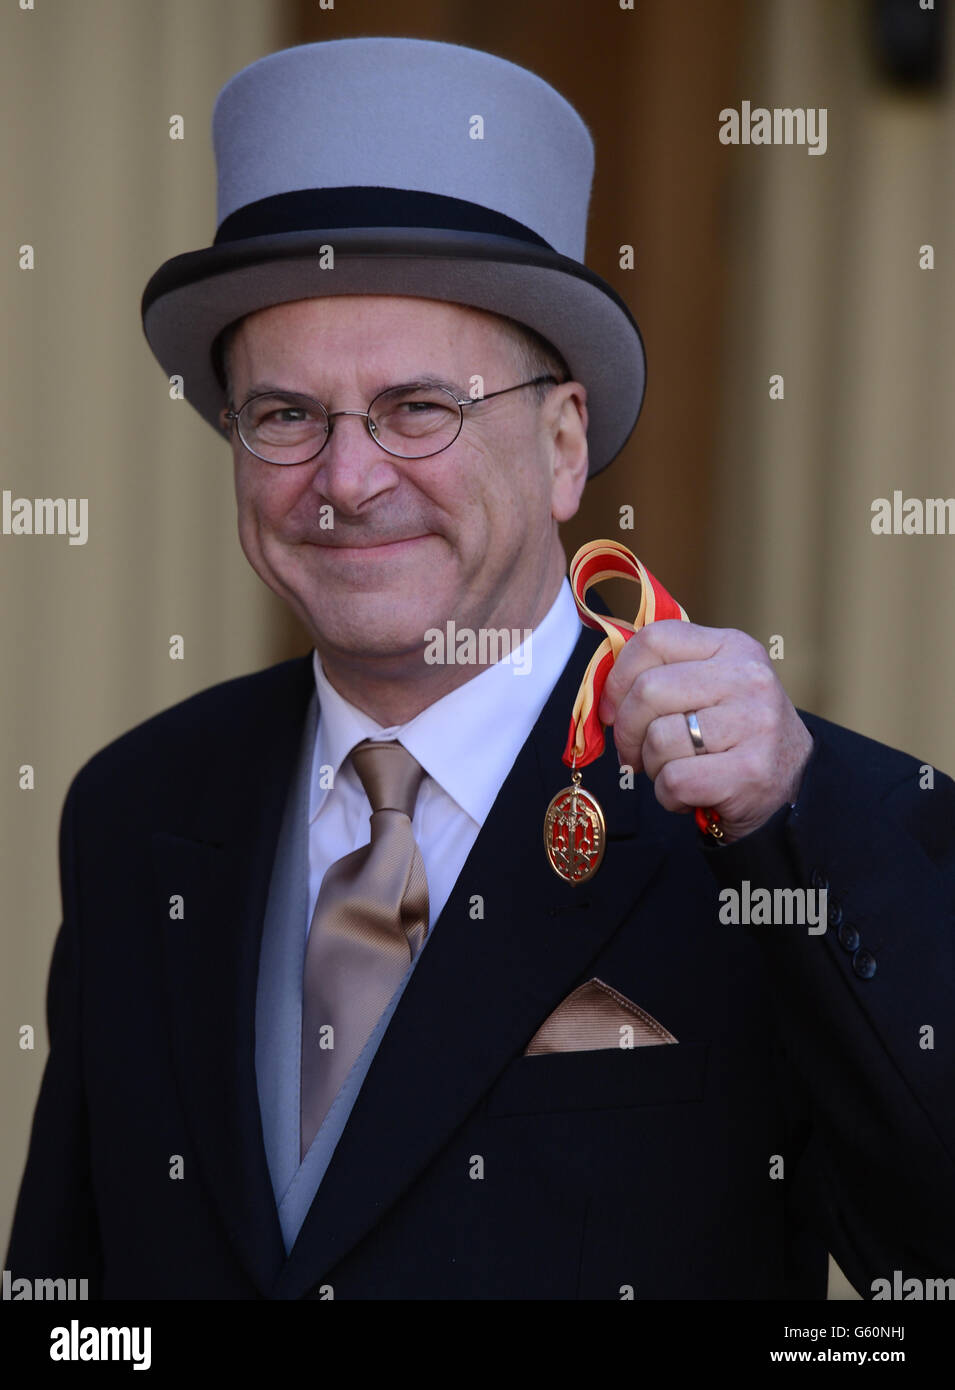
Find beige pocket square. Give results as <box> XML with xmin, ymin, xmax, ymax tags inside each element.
<box><xmin>524</xmin><ymin>978</ymin><xmax>678</xmax><ymax>1055</ymax></box>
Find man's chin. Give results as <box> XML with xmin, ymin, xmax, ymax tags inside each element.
<box><xmin>303</xmin><ymin>599</ymin><xmax>455</xmax><ymax>668</ymax></box>
<box><xmin>261</xmin><ymin>542</ymin><xmax>472</xmax><ymax>663</ymax></box>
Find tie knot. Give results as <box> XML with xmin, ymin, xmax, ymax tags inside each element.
<box><xmin>350</xmin><ymin>740</ymin><xmax>426</xmax><ymax>819</ymax></box>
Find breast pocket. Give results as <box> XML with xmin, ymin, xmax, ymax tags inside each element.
<box><xmin>485</xmin><ymin>1042</ymin><xmax>709</xmax><ymax>1117</ymax></box>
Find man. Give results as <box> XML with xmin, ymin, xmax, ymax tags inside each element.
<box><xmin>7</xmin><ymin>37</ymin><xmax>955</xmax><ymax>1300</ymax></box>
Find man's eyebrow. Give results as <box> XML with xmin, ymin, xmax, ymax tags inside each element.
<box><xmin>240</xmin><ymin>375</ymin><xmax>466</xmax><ymax>400</ymax></box>
<box><xmin>243</xmin><ymin>382</ymin><xmax>294</xmax><ymax>398</ymax></box>
<box><xmin>399</xmin><ymin>375</ymin><xmax>465</xmax><ymax>395</ymax></box>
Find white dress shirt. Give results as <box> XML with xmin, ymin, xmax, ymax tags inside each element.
<box><xmin>272</xmin><ymin>580</ymin><xmax>583</xmax><ymax>1244</ymax></box>
<box><xmin>307</xmin><ymin>577</ymin><xmax>582</xmax><ymax>935</ymax></box>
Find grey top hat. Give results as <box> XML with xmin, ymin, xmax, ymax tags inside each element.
<box><xmin>141</xmin><ymin>37</ymin><xmax>646</xmax><ymax>476</ymax></box>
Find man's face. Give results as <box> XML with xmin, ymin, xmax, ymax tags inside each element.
<box><xmin>223</xmin><ymin>295</ymin><xmax>588</xmax><ymax>675</ymax></box>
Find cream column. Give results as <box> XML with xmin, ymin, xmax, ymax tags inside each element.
<box><xmin>0</xmin><ymin>0</ymin><xmax>295</xmax><ymax>1248</ymax></box>
<box><xmin>711</xmin><ymin>0</ymin><xmax>955</xmax><ymax>1300</ymax></box>
<box><xmin>713</xmin><ymin>0</ymin><xmax>955</xmax><ymax>770</ymax></box>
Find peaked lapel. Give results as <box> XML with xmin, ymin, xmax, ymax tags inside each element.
<box><xmin>272</xmin><ymin>625</ymin><xmax>668</xmax><ymax>1298</ymax></box>
<box><xmin>153</xmin><ymin>657</ymin><xmax>315</xmax><ymax>1297</ymax></box>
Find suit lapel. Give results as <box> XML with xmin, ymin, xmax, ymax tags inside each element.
<box><xmin>272</xmin><ymin>626</ymin><xmax>668</xmax><ymax>1298</ymax></box>
<box><xmin>153</xmin><ymin>657</ymin><xmax>315</xmax><ymax>1296</ymax></box>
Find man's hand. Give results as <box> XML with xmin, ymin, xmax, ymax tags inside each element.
<box><xmin>597</xmin><ymin>622</ymin><xmax>814</xmax><ymax>843</ymax></box>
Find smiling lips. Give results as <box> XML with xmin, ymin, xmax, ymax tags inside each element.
<box><xmin>312</xmin><ymin>534</ymin><xmax>431</xmax><ymax>552</ymax></box>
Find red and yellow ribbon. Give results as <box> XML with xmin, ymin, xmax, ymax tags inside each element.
<box><xmin>563</xmin><ymin>539</ymin><xmax>722</xmax><ymax>840</ymax></box>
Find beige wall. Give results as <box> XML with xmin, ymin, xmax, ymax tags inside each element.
<box><xmin>711</xmin><ymin>0</ymin><xmax>955</xmax><ymax>1297</ymax></box>
<box><xmin>714</xmin><ymin>1</ymin><xmax>955</xmax><ymax>779</ymax></box>
<box><xmin>3</xmin><ymin>0</ymin><xmax>953</xmax><ymax>1301</ymax></box>
<box><xmin>0</xmin><ymin>0</ymin><xmax>297</xmax><ymax>1252</ymax></box>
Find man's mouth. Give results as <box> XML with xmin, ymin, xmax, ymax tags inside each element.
<box><xmin>309</xmin><ymin>534</ymin><xmax>432</xmax><ymax>553</ymax></box>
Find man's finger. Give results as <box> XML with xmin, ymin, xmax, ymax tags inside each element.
<box><xmin>651</xmin><ymin>748</ymin><xmax>740</xmax><ymax>816</ymax></box>
<box><xmin>601</xmin><ymin>656</ymin><xmax>735</xmax><ymax>733</ymax></box>
<box><xmin>638</xmin><ymin>707</ymin><xmax>741</xmax><ymax>780</ymax></box>
<box><xmin>601</xmin><ymin>621</ymin><xmax>727</xmax><ymax>718</ymax></box>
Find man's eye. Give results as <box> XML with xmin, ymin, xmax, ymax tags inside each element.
<box><xmin>269</xmin><ymin>407</ymin><xmax>310</xmax><ymax>424</ymax></box>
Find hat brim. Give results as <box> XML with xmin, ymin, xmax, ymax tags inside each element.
<box><xmin>141</xmin><ymin>228</ymin><xmax>646</xmax><ymax>477</ymax></box>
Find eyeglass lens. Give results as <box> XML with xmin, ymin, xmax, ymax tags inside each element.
<box><xmin>238</xmin><ymin>385</ymin><xmax>463</xmax><ymax>462</ymax></box>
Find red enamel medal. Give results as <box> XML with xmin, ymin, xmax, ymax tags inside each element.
<box><xmin>543</xmin><ymin>770</ymin><xmax>606</xmax><ymax>884</ymax></box>
<box><xmin>547</xmin><ymin>540</ymin><xmax>723</xmax><ymax>884</ymax></box>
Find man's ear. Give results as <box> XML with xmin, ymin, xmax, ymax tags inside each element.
<box><xmin>549</xmin><ymin>382</ymin><xmax>589</xmax><ymax>522</ymax></box>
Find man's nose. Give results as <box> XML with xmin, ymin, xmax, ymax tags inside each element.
<box><xmin>310</xmin><ymin>411</ymin><xmax>399</xmax><ymax>511</ymax></box>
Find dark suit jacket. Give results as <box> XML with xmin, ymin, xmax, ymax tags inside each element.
<box><xmin>7</xmin><ymin>629</ymin><xmax>955</xmax><ymax>1298</ymax></box>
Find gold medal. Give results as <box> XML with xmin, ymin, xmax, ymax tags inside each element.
<box><xmin>543</xmin><ymin>771</ymin><xmax>606</xmax><ymax>885</ymax></box>
<box><xmin>547</xmin><ymin>541</ymin><xmax>721</xmax><ymax>881</ymax></box>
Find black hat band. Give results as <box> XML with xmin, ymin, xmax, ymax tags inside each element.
<box><xmin>214</xmin><ymin>186</ymin><xmax>553</xmax><ymax>250</ymax></box>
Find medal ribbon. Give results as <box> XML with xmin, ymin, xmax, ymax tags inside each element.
<box><xmin>563</xmin><ymin>539</ymin><xmax>722</xmax><ymax>839</ymax></box>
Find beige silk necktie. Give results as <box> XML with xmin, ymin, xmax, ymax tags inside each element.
<box><xmin>300</xmin><ymin>740</ymin><xmax>429</xmax><ymax>1160</ymax></box>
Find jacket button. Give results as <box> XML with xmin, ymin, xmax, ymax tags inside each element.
<box><xmin>852</xmin><ymin>948</ymin><xmax>877</xmax><ymax>979</ymax></box>
<box><xmin>828</xmin><ymin>900</ymin><xmax>844</xmax><ymax>928</ymax></box>
<box><xmin>811</xmin><ymin>867</ymin><xmax>828</xmax><ymax>892</ymax></box>
<box><xmin>838</xmin><ymin>922</ymin><xmax>860</xmax><ymax>952</ymax></box>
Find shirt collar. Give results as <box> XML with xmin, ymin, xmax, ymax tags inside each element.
<box><xmin>309</xmin><ymin>578</ymin><xmax>582</xmax><ymax>825</ymax></box>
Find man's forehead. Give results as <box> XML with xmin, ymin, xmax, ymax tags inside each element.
<box><xmin>232</xmin><ymin>295</ymin><xmax>520</xmax><ymax>352</ymax></box>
